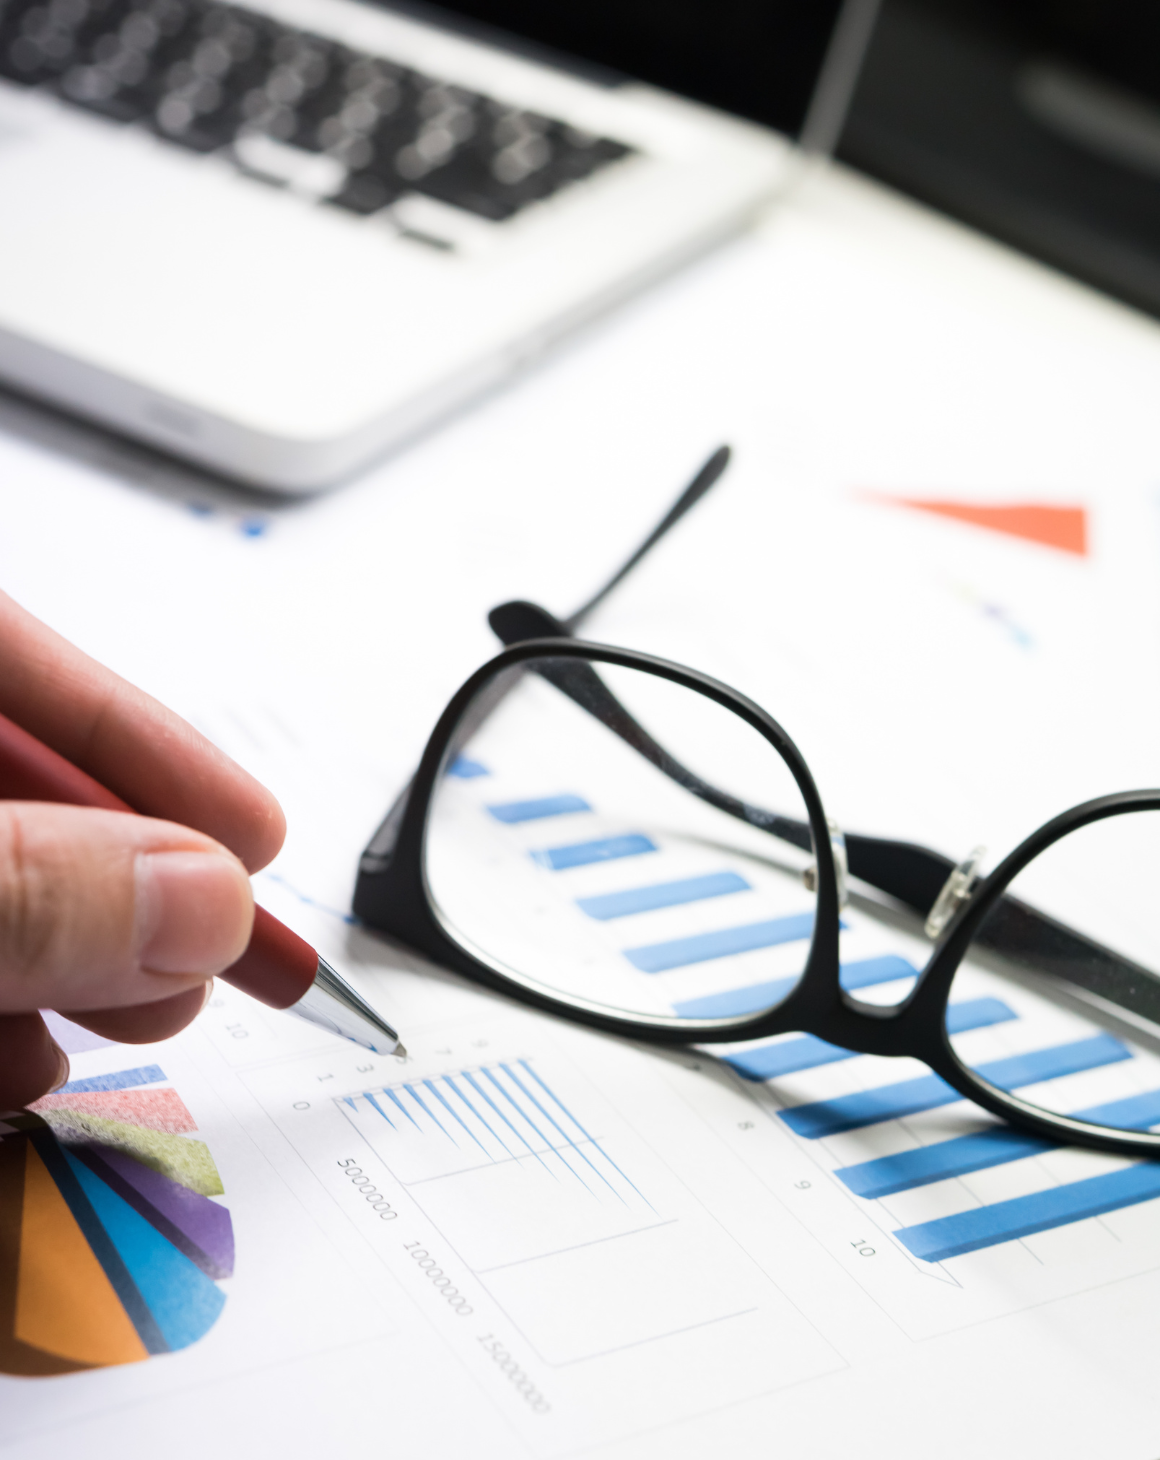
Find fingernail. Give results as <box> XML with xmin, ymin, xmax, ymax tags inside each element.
<box><xmin>135</xmin><ymin>850</ymin><xmax>252</xmax><ymax>975</ymax></box>
<box><xmin>50</xmin><ymin>1044</ymin><xmax>70</xmax><ymax>1092</ymax></box>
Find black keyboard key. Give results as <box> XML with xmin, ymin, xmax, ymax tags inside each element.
<box><xmin>406</xmin><ymin>149</ymin><xmax>523</xmax><ymax>222</ymax></box>
<box><xmin>0</xmin><ymin>0</ymin><xmax>636</xmax><ymax>220</ymax></box>
<box><xmin>0</xmin><ymin>0</ymin><xmax>109</xmax><ymax>82</ymax></box>
<box><xmin>327</xmin><ymin>169</ymin><xmax>398</xmax><ymax>214</ymax></box>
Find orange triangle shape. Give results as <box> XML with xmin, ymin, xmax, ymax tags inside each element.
<box><xmin>885</xmin><ymin>498</ymin><xmax>1087</xmax><ymax>556</ymax></box>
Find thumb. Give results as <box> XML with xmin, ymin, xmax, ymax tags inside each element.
<box><xmin>0</xmin><ymin>803</ymin><xmax>254</xmax><ymax>1015</ymax></box>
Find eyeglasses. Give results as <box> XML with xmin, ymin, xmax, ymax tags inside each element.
<box><xmin>354</xmin><ymin>448</ymin><xmax>1160</xmax><ymax>1158</ymax></box>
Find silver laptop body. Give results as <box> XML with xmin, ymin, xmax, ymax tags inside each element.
<box><xmin>0</xmin><ymin>0</ymin><xmax>873</xmax><ymax>489</ymax></box>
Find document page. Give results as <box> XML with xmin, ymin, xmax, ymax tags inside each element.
<box><xmin>4</xmin><ymin>165</ymin><xmax>1160</xmax><ymax>1458</ymax></box>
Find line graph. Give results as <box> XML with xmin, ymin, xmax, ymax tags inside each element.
<box><xmin>340</xmin><ymin>1060</ymin><xmax>650</xmax><ymax>1210</ymax></box>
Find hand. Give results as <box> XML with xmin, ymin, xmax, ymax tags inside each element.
<box><xmin>0</xmin><ymin>590</ymin><xmax>286</xmax><ymax>1108</ymax></box>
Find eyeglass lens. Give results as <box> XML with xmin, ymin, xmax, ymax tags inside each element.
<box><xmin>946</xmin><ymin>809</ymin><xmax>1160</xmax><ymax>1136</ymax></box>
<box><xmin>423</xmin><ymin>657</ymin><xmax>818</xmax><ymax>1023</ymax></box>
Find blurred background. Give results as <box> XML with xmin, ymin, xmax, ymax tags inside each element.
<box><xmin>837</xmin><ymin>0</ymin><xmax>1160</xmax><ymax>319</ymax></box>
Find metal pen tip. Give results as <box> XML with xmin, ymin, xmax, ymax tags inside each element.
<box><xmin>287</xmin><ymin>956</ymin><xmax>405</xmax><ymax>1056</ymax></box>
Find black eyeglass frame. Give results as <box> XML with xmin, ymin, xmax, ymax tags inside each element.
<box><xmin>354</xmin><ymin>636</ymin><xmax>1160</xmax><ymax>1159</ymax></box>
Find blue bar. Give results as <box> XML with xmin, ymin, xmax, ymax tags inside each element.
<box><xmin>624</xmin><ymin>912</ymin><xmax>816</xmax><ymax>974</ymax></box>
<box><xmin>981</xmin><ymin>1034</ymin><xmax>1129</xmax><ymax>1089</ymax></box>
<box><xmin>577</xmin><ymin>871</ymin><xmax>750</xmax><ymax>921</ymax></box>
<box><xmin>839</xmin><ymin>1130</ymin><xmax>1052</xmax><ymax>1197</ymax></box>
<box><xmin>448</xmin><ymin>756</ymin><xmax>488</xmax><ymax>778</ymax></box>
<box><xmin>945</xmin><ymin>997</ymin><xmax>1018</xmax><ymax>1033</ymax></box>
<box><xmin>896</xmin><ymin>1163</ymin><xmax>1160</xmax><ymax>1262</ymax></box>
<box><xmin>674</xmin><ymin>974</ymin><xmax>799</xmax><ymax>1020</ymax></box>
<box><xmin>57</xmin><ymin>1064</ymin><xmax>167</xmax><ymax>1094</ymax></box>
<box><xmin>780</xmin><ymin>1033</ymin><xmax>1129</xmax><ymax>1139</ymax></box>
<box><xmin>840</xmin><ymin>955</ymin><xmax>919</xmax><ymax>991</ymax></box>
<box><xmin>671</xmin><ymin>954</ymin><xmax>920</xmax><ymax>1020</ymax></box>
<box><xmin>837</xmin><ymin>1086</ymin><xmax>1160</xmax><ymax>1198</ymax></box>
<box><xmin>727</xmin><ymin>1034</ymin><xmax>858</xmax><ymax>1081</ymax></box>
<box><xmin>1077</xmin><ymin>1088</ymin><xmax>1160</xmax><ymax>1130</ymax></box>
<box><xmin>725</xmin><ymin>998</ymin><xmax>1015</xmax><ymax>1082</ymax></box>
<box><xmin>532</xmin><ymin>834</ymin><xmax>657</xmax><ymax>870</ymax></box>
<box><xmin>488</xmin><ymin>794</ymin><xmax>591</xmax><ymax>823</ymax></box>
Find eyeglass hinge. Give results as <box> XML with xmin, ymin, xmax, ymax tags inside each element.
<box><xmin>925</xmin><ymin>846</ymin><xmax>987</xmax><ymax>940</ymax></box>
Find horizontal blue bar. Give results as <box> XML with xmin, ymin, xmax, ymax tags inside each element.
<box><xmin>672</xmin><ymin>953</ymin><xmax>919</xmax><ymax>1020</ymax></box>
<box><xmin>725</xmin><ymin>998</ymin><xmax>1015</xmax><ymax>1082</ymax></box>
<box><xmin>780</xmin><ymin>1033</ymin><xmax>1129</xmax><ymax>1139</ymax></box>
<box><xmin>837</xmin><ymin>1086</ymin><xmax>1160</xmax><ymax>1198</ymax></box>
<box><xmin>625</xmin><ymin>912</ymin><xmax>816</xmax><ymax>974</ymax></box>
<box><xmin>727</xmin><ymin>1034</ymin><xmax>858</xmax><ymax>1081</ymax></box>
<box><xmin>840</xmin><ymin>955</ymin><xmax>919</xmax><ymax>991</ymax></box>
<box><xmin>577</xmin><ymin>871</ymin><xmax>750</xmax><ymax>921</ymax></box>
<box><xmin>488</xmin><ymin>794</ymin><xmax>590</xmax><ymax>823</ymax></box>
<box><xmin>839</xmin><ymin>1129</ymin><xmax>1051</xmax><ymax>1197</ymax></box>
<box><xmin>946</xmin><ymin>997</ymin><xmax>1018</xmax><ymax>1033</ymax></box>
<box><xmin>532</xmin><ymin>834</ymin><xmax>657</xmax><ymax>870</ymax></box>
<box><xmin>896</xmin><ymin>1162</ymin><xmax>1160</xmax><ymax>1262</ymax></box>
<box><xmin>57</xmin><ymin>1064</ymin><xmax>167</xmax><ymax>1094</ymax></box>
<box><xmin>1076</xmin><ymin>1088</ymin><xmax>1160</xmax><ymax>1130</ymax></box>
<box><xmin>980</xmin><ymin>1034</ymin><xmax>1130</xmax><ymax>1090</ymax></box>
<box><xmin>448</xmin><ymin>756</ymin><xmax>488</xmax><ymax>779</ymax></box>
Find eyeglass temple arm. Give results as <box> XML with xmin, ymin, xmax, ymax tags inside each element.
<box><xmin>490</xmin><ymin>617</ymin><xmax>1160</xmax><ymax>1030</ymax></box>
<box><xmin>971</xmin><ymin>895</ymin><xmax>1160</xmax><ymax>1027</ymax></box>
<box><xmin>490</xmin><ymin>597</ymin><xmax>964</xmax><ymax>904</ymax></box>
<box><xmin>358</xmin><ymin>447</ymin><xmax>732</xmax><ymax>878</ymax></box>
<box><xmin>563</xmin><ymin>445</ymin><xmax>731</xmax><ymax>633</ymax></box>
<box><xmin>490</xmin><ymin>599</ymin><xmax>812</xmax><ymax>849</ymax></box>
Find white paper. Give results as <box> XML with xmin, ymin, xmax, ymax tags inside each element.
<box><xmin>3</xmin><ymin>162</ymin><xmax>1160</xmax><ymax>1458</ymax></box>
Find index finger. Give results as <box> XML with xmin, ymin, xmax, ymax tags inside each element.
<box><xmin>0</xmin><ymin>590</ymin><xmax>285</xmax><ymax>871</ymax></box>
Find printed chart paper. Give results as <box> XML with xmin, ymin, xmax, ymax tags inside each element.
<box><xmin>2</xmin><ymin>164</ymin><xmax>1160</xmax><ymax>1459</ymax></box>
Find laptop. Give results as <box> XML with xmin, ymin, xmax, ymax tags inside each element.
<box><xmin>0</xmin><ymin>0</ymin><xmax>875</xmax><ymax>490</ymax></box>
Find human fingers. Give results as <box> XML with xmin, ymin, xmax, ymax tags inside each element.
<box><xmin>0</xmin><ymin>590</ymin><xmax>285</xmax><ymax>872</ymax></box>
<box><xmin>0</xmin><ymin>803</ymin><xmax>253</xmax><ymax>1016</ymax></box>
<box><xmin>0</xmin><ymin>989</ymin><xmax>213</xmax><ymax>1110</ymax></box>
<box><xmin>62</xmin><ymin>983</ymin><xmax>213</xmax><ymax>1044</ymax></box>
<box><xmin>0</xmin><ymin>1012</ymin><xmax>68</xmax><ymax>1110</ymax></box>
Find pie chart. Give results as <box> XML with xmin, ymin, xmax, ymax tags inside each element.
<box><xmin>0</xmin><ymin>1064</ymin><xmax>233</xmax><ymax>1375</ymax></box>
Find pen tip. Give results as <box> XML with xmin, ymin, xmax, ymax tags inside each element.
<box><xmin>394</xmin><ymin>1042</ymin><xmax>408</xmax><ymax>1059</ymax></box>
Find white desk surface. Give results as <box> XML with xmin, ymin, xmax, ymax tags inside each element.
<box><xmin>3</xmin><ymin>160</ymin><xmax>1160</xmax><ymax>1459</ymax></box>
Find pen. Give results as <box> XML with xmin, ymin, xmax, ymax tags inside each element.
<box><xmin>0</xmin><ymin>708</ymin><xmax>404</xmax><ymax>1057</ymax></box>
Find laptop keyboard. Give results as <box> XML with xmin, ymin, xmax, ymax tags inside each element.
<box><xmin>0</xmin><ymin>0</ymin><xmax>633</xmax><ymax>221</ymax></box>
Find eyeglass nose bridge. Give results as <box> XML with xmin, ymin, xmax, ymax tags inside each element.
<box><xmin>797</xmin><ymin>971</ymin><xmax>947</xmax><ymax>1060</ymax></box>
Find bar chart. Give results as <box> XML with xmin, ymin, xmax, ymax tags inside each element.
<box><xmin>340</xmin><ymin>1058</ymin><xmax>649</xmax><ymax>1206</ymax></box>
<box><xmin>334</xmin><ymin>1045</ymin><xmax>804</xmax><ymax>1371</ymax></box>
<box><xmin>443</xmin><ymin>746</ymin><xmax>1160</xmax><ymax>1282</ymax></box>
